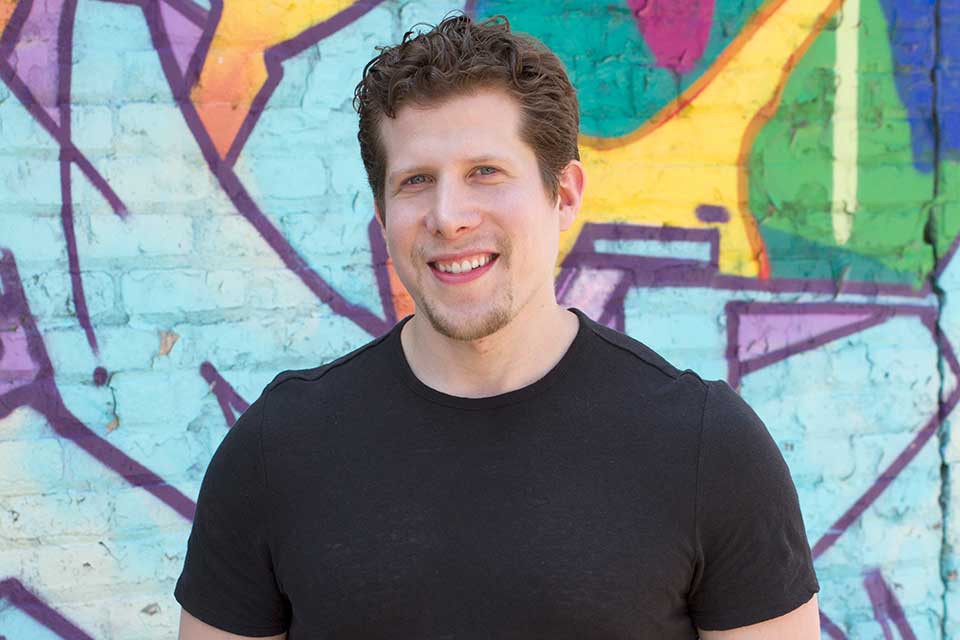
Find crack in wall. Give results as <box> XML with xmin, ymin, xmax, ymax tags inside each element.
<box><xmin>926</xmin><ymin>0</ymin><xmax>951</xmax><ymax>637</ymax></box>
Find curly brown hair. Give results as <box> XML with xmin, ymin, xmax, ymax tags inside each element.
<box><xmin>353</xmin><ymin>13</ymin><xmax>580</xmax><ymax>218</ymax></box>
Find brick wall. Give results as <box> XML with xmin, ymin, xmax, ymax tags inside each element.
<box><xmin>1</xmin><ymin>0</ymin><xmax>957</xmax><ymax>637</ymax></box>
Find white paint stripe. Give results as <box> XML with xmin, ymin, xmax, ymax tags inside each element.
<box><xmin>832</xmin><ymin>0</ymin><xmax>859</xmax><ymax>246</ymax></box>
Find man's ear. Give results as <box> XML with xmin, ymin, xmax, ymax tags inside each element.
<box><xmin>556</xmin><ymin>159</ymin><xmax>586</xmax><ymax>232</ymax></box>
<box><xmin>374</xmin><ymin>200</ymin><xmax>386</xmax><ymax>232</ymax></box>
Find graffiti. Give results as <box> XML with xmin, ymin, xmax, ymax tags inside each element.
<box><xmin>0</xmin><ymin>249</ymin><xmax>195</xmax><ymax>519</ymax></box>
<box><xmin>863</xmin><ymin>569</ymin><xmax>918</xmax><ymax>640</ymax></box>
<box><xmin>571</xmin><ymin>0</ymin><xmax>846</xmax><ymax>279</ymax></box>
<box><xmin>2</xmin><ymin>0</ymin><xmax>959</xmax><ymax>636</ymax></box>
<box><xmin>199</xmin><ymin>361</ymin><xmax>248</xmax><ymax>428</ymax></box>
<box><xmin>877</xmin><ymin>0</ymin><xmax>960</xmax><ymax>173</ymax></box>
<box><xmin>0</xmin><ymin>578</ymin><xmax>93</xmax><ymax>639</ymax></box>
<box><xmin>627</xmin><ymin>0</ymin><xmax>714</xmax><ymax>74</ymax></box>
<box><xmin>1</xmin><ymin>0</ymin><xmax>128</xmax><ymax>355</ymax></box>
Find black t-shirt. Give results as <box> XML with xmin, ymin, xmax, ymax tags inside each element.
<box><xmin>175</xmin><ymin>309</ymin><xmax>818</xmax><ymax>638</ymax></box>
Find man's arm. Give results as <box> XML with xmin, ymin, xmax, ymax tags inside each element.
<box><xmin>179</xmin><ymin>609</ymin><xmax>287</xmax><ymax>640</ymax></box>
<box><xmin>698</xmin><ymin>594</ymin><xmax>820</xmax><ymax>640</ymax></box>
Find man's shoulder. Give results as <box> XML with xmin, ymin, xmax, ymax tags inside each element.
<box><xmin>576</xmin><ymin>310</ymin><xmax>699</xmax><ymax>391</ymax></box>
<box><xmin>264</xmin><ymin>327</ymin><xmax>396</xmax><ymax>401</ymax></box>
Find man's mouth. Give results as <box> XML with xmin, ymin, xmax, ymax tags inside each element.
<box><xmin>429</xmin><ymin>253</ymin><xmax>498</xmax><ymax>275</ymax></box>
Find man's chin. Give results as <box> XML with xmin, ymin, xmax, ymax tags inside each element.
<box><xmin>421</xmin><ymin>304</ymin><xmax>513</xmax><ymax>343</ymax></box>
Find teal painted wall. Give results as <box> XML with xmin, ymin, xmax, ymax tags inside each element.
<box><xmin>2</xmin><ymin>0</ymin><xmax>959</xmax><ymax>637</ymax></box>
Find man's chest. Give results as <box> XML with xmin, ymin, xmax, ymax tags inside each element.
<box><xmin>265</xmin><ymin>433</ymin><xmax>700</xmax><ymax>639</ymax></box>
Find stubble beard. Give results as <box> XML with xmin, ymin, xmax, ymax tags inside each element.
<box><xmin>419</xmin><ymin>287</ymin><xmax>514</xmax><ymax>342</ymax></box>
<box><xmin>411</xmin><ymin>242</ymin><xmax>515</xmax><ymax>342</ymax></box>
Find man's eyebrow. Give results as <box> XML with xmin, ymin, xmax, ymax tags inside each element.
<box><xmin>465</xmin><ymin>155</ymin><xmax>505</xmax><ymax>164</ymax></box>
<box><xmin>387</xmin><ymin>165</ymin><xmax>431</xmax><ymax>183</ymax></box>
<box><xmin>387</xmin><ymin>156</ymin><xmax>511</xmax><ymax>182</ymax></box>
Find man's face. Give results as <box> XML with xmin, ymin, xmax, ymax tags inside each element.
<box><xmin>376</xmin><ymin>89</ymin><xmax>576</xmax><ymax>341</ymax></box>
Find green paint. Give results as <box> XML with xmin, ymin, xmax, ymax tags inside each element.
<box><xmin>938</xmin><ymin>162</ymin><xmax>960</xmax><ymax>265</ymax></box>
<box><xmin>853</xmin><ymin>0</ymin><xmax>935</xmax><ymax>283</ymax></box>
<box><xmin>748</xmin><ymin>14</ymin><xmax>838</xmax><ymax>278</ymax></box>
<box><xmin>474</xmin><ymin>0</ymin><xmax>764</xmax><ymax>138</ymax></box>
<box><xmin>760</xmin><ymin>227</ymin><xmax>918</xmax><ymax>285</ymax></box>
<box><xmin>750</xmin><ymin>0</ymin><xmax>937</xmax><ymax>286</ymax></box>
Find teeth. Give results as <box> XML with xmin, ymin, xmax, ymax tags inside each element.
<box><xmin>435</xmin><ymin>254</ymin><xmax>493</xmax><ymax>274</ymax></box>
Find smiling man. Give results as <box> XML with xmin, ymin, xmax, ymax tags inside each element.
<box><xmin>175</xmin><ymin>14</ymin><xmax>821</xmax><ymax>640</ymax></box>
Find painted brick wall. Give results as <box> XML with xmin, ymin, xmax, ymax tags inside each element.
<box><xmin>1</xmin><ymin>0</ymin><xmax>958</xmax><ymax>637</ymax></box>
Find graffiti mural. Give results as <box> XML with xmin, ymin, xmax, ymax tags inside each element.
<box><xmin>0</xmin><ymin>0</ymin><xmax>958</xmax><ymax>636</ymax></box>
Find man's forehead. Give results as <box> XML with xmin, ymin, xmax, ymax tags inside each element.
<box><xmin>378</xmin><ymin>90</ymin><xmax>527</xmax><ymax>170</ymax></box>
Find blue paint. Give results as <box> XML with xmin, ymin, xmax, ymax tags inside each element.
<box><xmin>235</xmin><ymin>21</ymin><xmax>391</xmax><ymax>324</ymax></box>
<box><xmin>878</xmin><ymin>0</ymin><xmax>960</xmax><ymax>170</ymax></box>
<box><xmin>594</xmin><ymin>237</ymin><xmax>714</xmax><ymax>263</ymax></box>
<box><xmin>0</xmin><ymin>607</ymin><xmax>71</xmax><ymax>640</ymax></box>
<box><xmin>939</xmin><ymin>1</ymin><xmax>960</xmax><ymax>160</ymax></box>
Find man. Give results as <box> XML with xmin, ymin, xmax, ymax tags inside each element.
<box><xmin>175</xmin><ymin>14</ymin><xmax>821</xmax><ymax>639</ymax></box>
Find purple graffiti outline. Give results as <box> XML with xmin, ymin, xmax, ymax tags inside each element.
<box><xmin>558</xmin><ymin>222</ymin><xmax>955</xmax><ymax>634</ymax></box>
<box><xmin>559</xmin><ymin>223</ymin><xmax>929</xmax><ymax>300</ymax></box>
<box><xmin>1</xmin><ymin>0</ymin><xmax>954</xmax><ymax>630</ymax></box>
<box><xmin>820</xmin><ymin>611</ymin><xmax>848</xmax><ymax>640</ymax></box>
<box><xmin>723</xmin><ymin>300</ymin><xmax>958</xmax><ymax>561</ymax></box>
<box><xmin>0</xmin><ymin>1</ymin><xmax>126</xmax><ymax>217</ymax></box>
<box><xmin>811</xmin><ymin>307</ymin><xmax>960</xmax><ymax>560</ymax></box>
<box><xmin>223</xmin><ymin>0</ymin><xmax>388</xmax><ymax>166</ymax></box>
<box><xmin>199</xmin><ymin>360</ymin><xmax>249</xmax><ymax>428</ymax></box>
<box><xmin>556</xmin><ymin>223</ymin><xmax>721</xmax><ymax>331</ymax></box>
<box><xmin>0</xmin><ymin>0</ymin><xmax>30</xmax><ymax>53</ymax></box>
<box><xmin>0</xmin><ymin>578</ymin><xmax>94</xmax><ymax>640</ymax></box>
<box><xmin>368</xmin><ymin>217</ymin><xmax>399</xmax><ymax>326</ymax></box>
<box><xmin>724</xmin><ymin>301</ymin><xmax>897</xmax><ymax>390</ymax></box>
<box><xmin>0</xmin><ymin>0</ymin><xmax>132</xmax><ymax>356</ymax></box>
<box><xmin>863</xmin><ymin>568</ymin><xmax>918</xmax><ymax>640</ymax></box>
<box><xmin>121</xmin><ymin>0</ymin><xmax>393</xmax><ymax>336</ymax></box>
<box><xmin>0</xmin><ymin>249</ymin><xmax>195</xmax><ymax>520</ymax></box>
<box><xmin>0</xmin><ymin>0</ymin><xmax>400</xmax><ymax>536</ymax></box>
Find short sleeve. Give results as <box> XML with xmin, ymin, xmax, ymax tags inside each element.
<box><xmin>175</xmin><ymin>391</ymin><xmax>289</xmax><ymax>636</ymax></box>
<box><xmin>688</xmin><ymin>380</ymin><xmax>819</xmax><ymax>631</ymax></box>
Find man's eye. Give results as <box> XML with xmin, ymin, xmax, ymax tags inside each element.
<box><xmin>404</xmin><ymin>175</ymin><xmax>429</xmax><ymax>186</ymax></box>
<box><xmin>476</xmin><ymin>166</ymin><xmax>498</xmax><ymax>176</ymax></box>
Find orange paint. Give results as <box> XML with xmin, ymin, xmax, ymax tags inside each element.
<box><xmin>386</xmin><ymin>257</ymin><xmax>415</xmax><ymax>320</ymax></box>
<box><xmin>191</xmin><ymin>1</ymin><xmax>357</xmax><ymax>159</ymax></box>
<box><xmin>0</xmin><ymin>0</ymin><xmax>19</xmax><ymax>42</ymax></box>
<box><xmin>734</xmin><ymin>0</ymin><xmax>846</xmax><ymax>280</ymax></box>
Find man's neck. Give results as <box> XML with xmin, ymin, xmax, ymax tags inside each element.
<box><xmin>400</xmin><ymin>301</ymin><xmax>579</xmax><ymax>399</ymax></box>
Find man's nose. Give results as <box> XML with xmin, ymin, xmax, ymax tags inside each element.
<box><xmin>425</xmin><ymin>178</ymin><xmax>482</xmax><ymax>238</ymax></box>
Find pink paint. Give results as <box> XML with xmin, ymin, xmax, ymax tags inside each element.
<box><xmin>159</xmin><ymin>0</ymin><xmax>203</xmax><ymax>77</ymax></box>
<box><xmin>557</xmin><ymin>267</ymin><xmax>628</xmax><ymax>322</ymax></box>
<box><xmin>628</xmin><ymin>0</ymin><xmax>715</xmax><ymax>74</ymax></box>
<box><xmin>6</xmin><ymin>0</ymin><xmax>65</xmax><ymax>125</ymax></box>
<box><xmin>0</xmin><ymin>318</ymin><xmax>39</xmax><ymax>396</ymax></box>
<box><xmin>737</xmin><ymin>311</ymin><xmax>877</xmax><ymax>362</ymax></box>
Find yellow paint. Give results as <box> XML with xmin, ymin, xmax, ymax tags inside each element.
<box><xmin>568</xmin><ymin>0</ymin><xmax>846</xmax><ymax>277</ymax></box>
<box><xmin>832</xmin><ymin>0</ymin><xmax>859</xmax><ymax>245</ymax></box>
<box><xmin>191</xmin><ymin>0</ymin><xmax>356</xmax><ymax>159</ymax></box>
<box><xmin>0</xmin><ymin>0</ymin><xmax>19</xmax><ymax>42</ymax></box>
